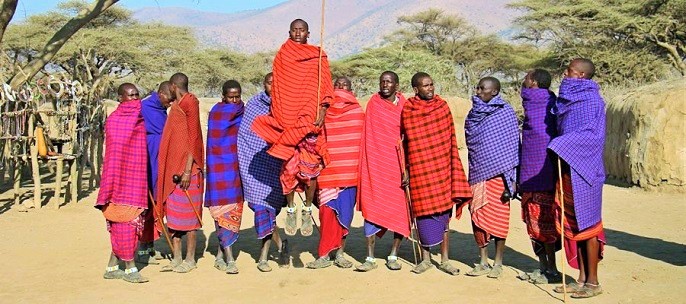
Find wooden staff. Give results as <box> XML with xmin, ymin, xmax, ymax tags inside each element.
<box><xmin>173</xmin><ymin>174</ymin><xmax>203</xmax><ymax>227</ymax></box>
<box><xmin>315</xmin><ymin>0</ymin><xmax>326</xmax><ymax>122</ymax></box>
<box><xmin>557</xmin><ymin>157</ymin><xmax>568</xmax><ymax>303</ymax></box>
<box><xmin>396</xmin><ymin>136</ymin><xmax>420</xmax><ymax>266</ymax></box>
<box><xmin>148</xmin><ymin>190</ymin><xmax>174</xmax><ymax>251</ymax></box>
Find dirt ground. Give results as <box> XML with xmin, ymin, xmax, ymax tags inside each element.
<box><xmin>0</xmin><ymin>170</ymin><xmax>684</xmax><ymax>304</ymax></box>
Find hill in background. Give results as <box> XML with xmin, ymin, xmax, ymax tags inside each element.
<box><xmin>133</xmin><ymin>0</ymin><xmax>518</xmax><ymax>59</ymax></box>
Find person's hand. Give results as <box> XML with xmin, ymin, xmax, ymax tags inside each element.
<box><xmin>181</xmin><ymin>171</ymin><xmax>191</xmax><ymax>190</ymax></box>
<box><xmin>401</xmin><ymin>170</ymin><xmax>410</xmax><ymax>188</ymax></box>
<box><xmin>314</xmin><ymin>114</ymin><xmax>325</xmax><ymax>127</ymax></box>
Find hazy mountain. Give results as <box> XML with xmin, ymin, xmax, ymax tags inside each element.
<box><xmin>133</xmin><ymin>0</ymin><xmax>518</xmax><ymax>59</ymax></box>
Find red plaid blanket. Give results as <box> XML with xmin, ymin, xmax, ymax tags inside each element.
<box><xmin>402</xmin><ymin>95</ymin><xmax>472</xmax><ymax>218</ymax></box>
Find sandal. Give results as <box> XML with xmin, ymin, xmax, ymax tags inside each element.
<box><xmin>103</xmin><ymin>269</ymin><xmax>124</xmax><ymax>280</ymax></box>
<box><xmin>554</xmin><ymin>281</ymin><xmax>584</xmax><ymax>293</ymax></box>
<box><xmin>284</xmin><ymin>210</ymin><xmax>297</xmax><ymax>236</ymax></box>
<box><xmin>301</xmin><ymin>210</ymin><xmax>314</xmax><ymax>237</ymax></box>
<box><xmin>355</xmin><ymin>259</ymin><xmax>378</xmax><ymax>272</ymax></box>
<box><xmin>160</xmin><ymin>259</ymin><xmax>181</xmax><ymax>272</ymax></box>
<box><xmin>518</xmin><ymin>269</ymin><xmax>541</xmax><ymax>281</ymax></box>
<box><xmin>306</xmin><ymin>257</ymin><xmax>333</xmax><ymax>269</ymax></box>
<box><xmin>334</xmin><ymin>255</ymin><xmax>353</xmax><ymax>269</ymax></box>
<box><xmin>438</xmin><ymin>261</ymin><xmax>460</xmax><ymax>276</ymax></box>
<box><xmin>122</xmin><ymin>269</ymin><xmax>149</xmax><ymax>283</ymax></box>
<box><xmin>466</xmin><ymin>263</ymin><xmax>491</xmax><ymax>277</ymax></box>
<box><xmin>487</xmin><ymin>264</ymin><xmax>504</xmax><ymax>278</ymax></box>
<box><xmin>571</xmin><ymin>283</ymin><xmax>603</xmax><ymax>299</ymax></box>
<box><xmin>214</xmin><ymin>259</ymin><xmax>227</xmax><ymax>272</ymax></box>
<box><xmin>386</xmin><ymin>256</ymin><xmax>402</xmax><ymax>271</ymax></box>
<box><xmin>172</xmin><ymin>260</ymin><xmax>197</xmax><ymax>273</ymax></box>
<box><xmin>411</xmin><ymin>260</ymin><xmax>434</xmax><ymax>274</ymax></box>
<box><xmin>257</xmin><ymin>260</ymin><xmax>272</xmax><ymax>272</ymax></box>
<box><xmin>278</xmin><ymin>239</ymin><xmax>290</xmax><ymax>268</ymax></box>
<box><xmin>225</xmin><ymin>261</ymin><xmax>239</xmax><ymax>274</ymax></box>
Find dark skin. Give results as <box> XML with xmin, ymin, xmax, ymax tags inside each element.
<box><xmin>362</xmin><ymin>72</ymin><xmax>403</xmax><ymax>264</ymax></box>
<box><xmin>522</xmin><ymin>71</ymin><xmax>559</xmax><ymax>276</ymax></box>
<box><xmin>475</xmin><ymin>79</ymin><xmax>500</xmax><ymax>103</ymax></box>
<box><xmin>215</xmin><ymin>86</ymin><xmax>241</xmax><ymax>267</ymax></box>
<box><xmin>334</xmin><ymin>77</ymin><xmax>352</xmax><ymax>92</ymax></box>
<box><xmin>562</xmin><ymin>60</ymin><xmax>601</xmax><ymax>289</ymax></box>
<box><xmin>258</xmin><ymin>74</ymin><xmax>285</xmax><ymax>268</ymax></box>
<box><xmin>158</xmin><ymin>85</ymin><xmax>173</xmax><ymax>108</ymax></box>
<box><xmin>107</xmin><ymin>84</ymin><xmax>142</xmax><ymax>272</ymax></box>
<box><xmin>166</xmin><ymin>77</ymin><xmax>198</xmax><ymax>270</ymax></box>
<box><xmin>289</xmin><ymin>20</ymin><xmax>309</xmax><ymax>44</ymax></box>
<box><xmin>406</xmin><ymin>75</ymin><xmax>454</xmax><ymax>271</ymax></box>
<box><xmin>473</xmin><ymin>78</ymin><xmax>507</xmax><ymax>268</ymax></box>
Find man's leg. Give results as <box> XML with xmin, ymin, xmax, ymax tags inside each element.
<box><xmin>386</xmin><ymin>232</ymin><xmax>404</xmax><ymax>271</ymax></box>
<box><xmin>355</xmin><ymin>235</ymin><xmax>378</xmax><ymax>271</ymax></box>
<box><xmin>300</xmin><ymin>179</ymin><xmax>316</xmax><ymax>237</ymax></box>
<box><xmin>487</xmin><ymin>237</ymin><xmax>506</xmax><ymax>278</ymax></box>
<box><xmin>284</xmin><ymin>192</ymin><xmax>297</xmax><ymax>236</ymax></box>
<box><xmin>333</xmin><ymin>236</ymin><xmax>353</xmax><ymax>268</ymax></box>
<box><xmin>224</xmin><ymin>245</ymin><xmax>238</xmax><ymax>274</ymax></box>
<box><xmin>103</xmin><ymin>252</ymin><xmax>123</xmax><ymax>279</ymax></box>
<box><xmin>436</xmin><ymin>231</ymin><xmax>460</xmax><ymax>275</ymax></box>
<box><xmin>185</xmin><ymin>230</ymin><xmax>197</xmax><ymax>265</ymax></box>
<box><xmin>570</xmin><ymin>238</ymin><xmax>603</xmax><ymax>298</ymax></box>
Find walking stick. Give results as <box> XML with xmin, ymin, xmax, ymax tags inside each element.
<box><xmin>396</xmin><ymin>137</ymin><xmax>420</xmax><ymax>266</ymax></box>
<box><xmin>148</xmin><ymin>190</ymin><xmax>174</xmax><ymax>251</ymax></box>
<box><xmin>173</xmin><ymin>174</ymin><xmax>203</xmax><ymax>228</ymax></box>
<box><xmin>557</xmin><ymin>157</ymin><xmax>568</xmax><ymax>303</ymax></box>
<box><xmin>315</xmin><ymin>0</ymin><xmax>326</xmax><ymax>123</ymax></box>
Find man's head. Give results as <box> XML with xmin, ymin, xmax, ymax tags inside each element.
<box><xmin>157</xmin><ymin>81</ymin><xmax>173</xmax><ymax>108</ymax></box>
<box><xmin>565</xmin><ymin>58</ymin><xmax>595</xmax><ymax>79</ymax></box>
<box><xmin>222</xmin><ymin>80</ymin><xmax>242</xmax><ymax>104</ymax></box>
<box><xmin>411</xmin><ymin>72</ymin><xmax>434</xmax><ymax>101</ymax></box>
<box><xmin>169</xmin><ymin>72</ymin><xmax>189</xmax><ymax>96</ymax></box>
<box><xmin>523</xmin><ymin>69</ymin><xmax>552</xmax><ymax>89</ymax></box>
<box><xmin>334</xmin><ymin>76</ymin><xmax>352</xmax><ymax>92</ymax></box>
<box><xmin>117</xmin><ymin>83</ymin><xmax>139</xmax><ymax>103</ymax></box>
<box><xmin>263</xmin><ymin>72</ymin><xmax>273</xmax><ymax>96</ymax></box>
<box><xmin>378</xmin><ymin>71</ymin><xmax>399</xmax><ymax>99</ymax></box>
<box><xmin>475</xmin><ymin>77</ymin><xmax>501</xmax><ymax>102</ymax></box>
<box><xmin>289</xmin><ymin>19</ymin><xmax>309</xmax><ymax>44</ymax></box>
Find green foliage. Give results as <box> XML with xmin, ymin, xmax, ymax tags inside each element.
<box><xmin>384</xmin><ymin>9</ymin><xmax>548</xmax><ymax>95</ymax></box>
<box><xmin>510</xmin><ymin>0</ymin><xmax>685</xmax><ymax>84</ymax></box>
<box><xmin>331</xmin><ymin>43</ymin><xmax>456</xmax><ymax>96</ymax></box>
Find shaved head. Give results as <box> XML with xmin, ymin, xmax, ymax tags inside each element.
<box><xmin>158</xmin><ymin>81</ymin><xmax>171</xmax><ymax>94</ymax></box>
<box><xmin>570</xmin><ymin>58</ymin><xmax>596</xmax><ymax>79</ymax></box>
<box><xmin>117</xmin><ymin>82</ymin><xmax>137</xmax><ymax>96</ymax></box>
<box><xmin>170</xmin><ymin>72</ymin><xmax>189</xmax><ymax>91</ymax></box>
<box><xmin>290</xmin><ymin>19</ymin><xmax>309</xmax><ymax>31</ymax></box>
<box><xmin>481</xmin><ymin>76</ymin><xmax>501</xmax><ymax>92</ymax></box>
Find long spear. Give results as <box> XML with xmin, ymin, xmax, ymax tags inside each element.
<box><xmin>148</xmin><ymin>190</ymin><xmax>173</xmax><ymax>252</ymax></box>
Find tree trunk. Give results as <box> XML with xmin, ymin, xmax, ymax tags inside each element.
<box><xmin>0</xmin><ymin>0</ymin><xmax>18</xmax><ymax>46</ymax></box>
<box><xmin>8</xmin><ymin>0</ymin><xmax>119</xmax><ymax>89</ymax></box>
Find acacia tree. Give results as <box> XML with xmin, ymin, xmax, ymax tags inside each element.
<box><xmin>388</xmin><ymin>9</ymin><xmax>547</xmax><ymax>93</ymax></box>
<box><xmin>3</xmin><ymin>1</ymin><xmax>194</xmax><ymax>96</ymax></box>
<box><xmin>510</xmin><ymin>0</ymin><xmax>686</xmax><ymax>83</ymax></box>
<box><xmin>1</xmin><ymin>0</ymin><xmax>119</xmax><ymax>89</ymax></box>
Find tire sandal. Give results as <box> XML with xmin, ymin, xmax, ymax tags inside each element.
<box><xmin>466</xmin><ymin>263</ymin><xmax>491</xmax><ymax>277</ymax></box>
<box><xmin>257</xmin><ymin>260</ymin><xmax>272</xmax><ymax>272</ymax></box>
<box><xmin>334</xmin><ymin>255</ymin><xmax>353</xmax><ymax>268</ymax></box>
<box><xmin>553</xmin><ymin>281</ymin><xmax>584</xmax><ymax>293</ymax></box>
<box><xmin>160</xmin><ymin>259</ymin><xmax>181</xmax><ymax>272</ymax></box>
<box><xmin>438</xmin><ymin>261</ymin><xmax>460</xmax><ymax>276</ymax></box>
<box><xmin>411</xmin><ymin>260</ymin><xmax>434</xmax><ymax>274</ymax></box>
<box><xmin>355</xmin><ymin>258</ymin><xmax>378</xmax><ymax>272</ymax></box>
<box><xmin>225</xmin><ymin>261</ymin><xmax>239</xmax><ymax>274</ymax></box>
<box><xmin>214</xmin><ymin>259</ymin><xmax>227</xmax><ymax>271</ymax></box>
<box><xmin>571</xmin><ymin>283</ymin><xmax>603</xmax><ymax>299</ymax></box>
<box><xmin>306</xmin><ymin>257</ymin><xmax>333</xmax><ymax>269</ymax></box>
<box><xmin>172</xmin><ymin>261</ymin><xmax>197</xmax><ymax>273</ymax></box>
<box><xmin>300</xmin><ymin>208</ymin><xmax>314</xmax><ymax>237</ymax></box>
<box><xmin>123</xmin><ymin>268</ymin><xmax>149</xmax><ymax>283</ymax></box>
<box><xmin>284</xmin><ymin>209</ymin><xmax>298</xmax><ymax>236</ymax></box>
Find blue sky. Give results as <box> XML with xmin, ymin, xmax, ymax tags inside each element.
<box><xmin>14</xmin><ymin>0</ymin><xmax>288</xmax><ymax>20</ymax></box>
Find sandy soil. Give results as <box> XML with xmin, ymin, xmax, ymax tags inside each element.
<box><xmin>0</xmin><ymin>170</ymin><xmax>684</xmax><ymax>304</ymax></box>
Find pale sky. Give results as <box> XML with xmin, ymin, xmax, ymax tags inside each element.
<box><xmin>13</xmin><ymin>0</ymin><xmax>288</xmax><ymax>21</ymax></box>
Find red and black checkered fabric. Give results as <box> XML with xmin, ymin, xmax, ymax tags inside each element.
<box><xmin>402</xmin><ymin>95</ymin><xmax>472</xmax><ymax>218</ymax></box>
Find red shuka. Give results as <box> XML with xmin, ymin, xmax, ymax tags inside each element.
<box><xmin>318</xmin><ymin>89</ymin><xmax>364</xmax><ymax>189</ymax></box>
<box><xmin>402</xmin><ymin>95</ymin><xmax>472</xmax><ymax>218</ymax></box>
<box><xmin>252</xmin><ymin>39</ymin><xmax>334</xmax><ymax>161</ymax></box>
<box><xmin>358</xmin><ymin>93</ymin><xmax>410</xmax><ymax>237</ymax></box>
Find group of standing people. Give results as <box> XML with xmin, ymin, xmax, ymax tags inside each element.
<box><xmin>95</xmin><ymin>18</ymin><xmax>606</xmax><ymax>299</ymax></box>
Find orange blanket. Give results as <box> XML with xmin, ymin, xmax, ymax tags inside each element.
<box><xmin>156</xmin><ymin>93</ymin><xmax>204</xmax><ymax>206</ymax></box>
<box><xmin>252</xmin><ymin>39</ymin><xmax>334</xmax><ymax>161</ymax></box>
<box><xmin>358</xmin><ymin>93</ymin><xmax>410</xmax><ymax>237</ymax></box>
<box><xmin>318</xmin><ymin>89</ymin><xmax>364</xmax><ymax>189</ymax></box>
